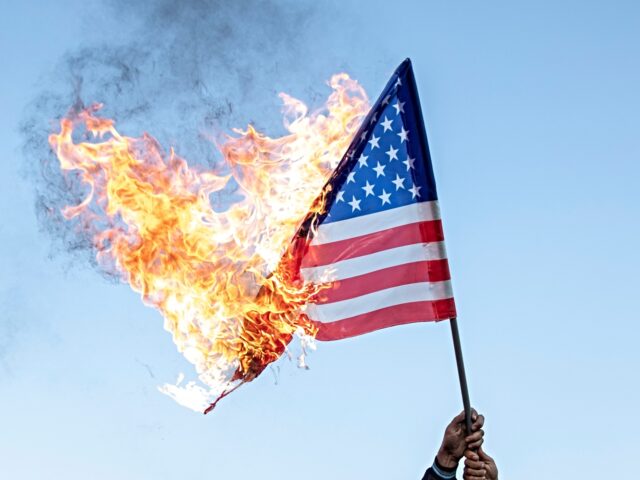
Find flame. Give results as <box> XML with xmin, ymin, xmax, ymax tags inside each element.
<box><xmin>48</xmin><ymin>74</ymin><xmax>369</xmax><ymax>412</ymax></box>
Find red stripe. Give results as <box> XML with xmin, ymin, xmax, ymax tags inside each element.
<box><xmin>310</xmin><ymin>298</ymin><xmax>457</xmax><ymax>341</ymax></box>
<box><xmin>312</xmin><ymin>259</ymin><xmax>451</xmax><ymax>304</ymax></box>
<box><xmin>300</xmin><ymin>220</ymin><xmax>444</xmax><ymax>268</ymax></box>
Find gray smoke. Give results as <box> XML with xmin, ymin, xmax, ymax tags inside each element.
<box><xmin>21</xmin><ymin>0</ymin><xmax>346</xmax><ymax>269</ymax></box>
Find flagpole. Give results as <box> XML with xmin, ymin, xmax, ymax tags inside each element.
<box><xmin>402</xmin><ymin>60</ymin><xmax>474</xmax><ymax>434</ymax></box>
<box><xmin>449</xmin><ymin>317</ymin><xmax>473</xmax><ymax>434</ymax></box>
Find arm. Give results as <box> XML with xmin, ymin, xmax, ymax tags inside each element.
<box><xmin>421</xmin><ymin>410</ymin><xmax>485</xmax><ymax>480</ymax></box>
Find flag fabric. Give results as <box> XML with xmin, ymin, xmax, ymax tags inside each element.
<box><xmin>294</xmin><ymin>59</ymin><xmax>456</xmax><ymax>341</ymax></box>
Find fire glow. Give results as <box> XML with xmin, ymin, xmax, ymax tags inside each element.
<box><xmin>48</xmin><ymin>74</ymin><xmax>370</xmax><ymax>412</ymax></box>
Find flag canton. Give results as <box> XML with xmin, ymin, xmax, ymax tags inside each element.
<box><xmin>322</xmin><ymin>64</ymin><xmax>438</xmax><ymax>225</ymax></box>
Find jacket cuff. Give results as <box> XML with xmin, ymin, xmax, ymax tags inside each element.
<box><xmin>432</xmin><ymin>456</ymin><xmax>457</xmax><ymax>479</ymax></box>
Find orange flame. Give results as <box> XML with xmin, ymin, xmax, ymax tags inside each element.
<box><xmin>48</xmin><ymin>74</ymin><xmax>370</xmax><ymax>411</ymax></box>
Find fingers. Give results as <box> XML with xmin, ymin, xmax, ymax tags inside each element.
<box><xmin>465</xmin><ymin>428</ymin><xmax>484</xmax><ymax>450</ymax></box>
<box><xmin>471</xmin><ymin>414</ymin><xmax>485</xmax><ymax>431</ymax></box>
<box><xmin>464</xmin><ymin>457</ymin><xmax>485</xmax><ymax>471</ymax></box>
<box><xmin>463</xmin><ymin>472</ymin><xmax>486</xmax><ymax>480</ymax></box>
<box><xmin>452</xmin><ymin>408</ymin><xmax>485</xmax><ymax>450</ymax></box>
<box><xmin>465</xmin><ymin>410</ymin><xmax>485</xmax><ymax>449</ymax></box>
<box><xmin>454</xmin><ymin>409</ymin><xmax>483</xmax><ymax>430</ymax></box>
<box><xmin>464</xmin><ymin>449</ymin><xmax>479</xmax><ymax>461</ymax></box>
<box><xmin>467</xmin><ymin>437</ymin><xmax>484</xmax><ymax>450</ymax></box>
<box><xmin>463</xmin><ymin>454</ymin><xmax>486</xmax><ymax>480</ymax></box>
<box><xmin>454</xmin><ymin>408</ymin><xmax>478</xmax><ymax>423</ymax></box>
<box><xmin>463</xmin><ymin>469</ymin><xmax>486</xmax><ymax>479</ymax></box>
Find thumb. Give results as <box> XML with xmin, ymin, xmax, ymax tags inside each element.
<box><xmin>452</xmin><ymin>410</ymin><xmax>466</xmax><ymax>424</ymax></box>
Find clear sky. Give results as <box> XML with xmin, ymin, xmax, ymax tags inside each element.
<box><xmin>1</xmin><ymin>1</ymin><xmax>639</xmax><ymax>478</ymax></box>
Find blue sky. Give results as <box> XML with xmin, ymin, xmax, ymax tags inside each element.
<box><xmin>1</xmin><ymin>1</ymin><xmax>639</xmax><ymax>478</ymax></box>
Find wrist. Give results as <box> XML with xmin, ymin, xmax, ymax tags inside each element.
<box><xmin>436</xmin><ymin>448</ymin><xmax>459</xmax><ymax>470</ymax></box>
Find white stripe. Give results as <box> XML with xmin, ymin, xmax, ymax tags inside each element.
<box><xmin>300</xmin><ymin>241</ymin><xmax>447</xmax><ymax>283</ymax></box>
<box><xmin>305</xmin><ymin>281</ymin><xmax>454</xmax><ymax>323</ymax></box>
<box><xmin>311</xmin><ymin>201</ymin><xmax>441</xmax><ymax>246</ymax></box>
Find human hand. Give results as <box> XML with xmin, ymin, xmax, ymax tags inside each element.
<box><xmin>463</xmin><ymin>447</ymin><xmax>498</xmax><ymax>480</ymax></box>
<box><xmin>436</xmin><ymin>409</ymin><xmax>485</xmax><ymax>469</ymax></box>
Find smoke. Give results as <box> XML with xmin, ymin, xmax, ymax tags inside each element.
<box><xmin>21</xmin><ymin>0</ymin><xmax>337</xmax><ymax>268</ymax></box>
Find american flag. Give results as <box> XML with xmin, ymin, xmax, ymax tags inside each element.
<box><xmin>293</xmin><ymin>59</ymin><xmax>456</xmax><ymax>341</ymax></box>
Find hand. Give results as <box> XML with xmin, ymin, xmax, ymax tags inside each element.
<box><xmin>463</xmin><ymin>447</ymin><xmax>498</xmax><ymax>480</ymax></box>
<box><xmin>436</xmin><ymin>409</ymin><xmax>485</xmax><ymax>469</ymax></box>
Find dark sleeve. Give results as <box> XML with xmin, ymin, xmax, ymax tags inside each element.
<box><xmin>421</xmin><ymin>457</ymin><xmax>457</xmax><ymax>480</ymax></box>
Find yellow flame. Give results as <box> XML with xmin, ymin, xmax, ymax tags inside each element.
<box><xmin>48</xmin><ymin>73</ymin><xmax>370</xmax><ymax>411</ymax></box>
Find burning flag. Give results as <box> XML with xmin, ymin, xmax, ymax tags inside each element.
<box><xmin>291</xmin><ymin>58</ymin><xmax>456</xmax><ymax>341</ymax></box>
<box><xmin>48</xmin><ymin>58</ymin><xmax>455</xmax><ymax>414</ymax></box>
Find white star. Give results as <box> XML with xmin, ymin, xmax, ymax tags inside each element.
<box><xmin>336</xmin><ymin>191</ymin><xmax>345</xmax><ymax>202</ymax></box>
<box><xmin>395</xmin><ymin>77</ymin><xmax>402</xmax><ymax>88</ymax></box>
<box><xmin>369</xmin><ymin>113</ymin><xmax>378</xmax><ymax>125</ymax></box>
<box><xmin>362</xmin><ymin>181</ymin><xmax>375</xmax><ymax>197</ymax></box>
<box><xmin>348</xmin><ymin>195</ymin><xmax>361</xmax><ymax>212</ymax></box>
<box><xmin>373</xmin><ymin>162</ymin><xmax>386</xmax><ymax>177</ymax></box>
<box><xmin>397</xmin><ymin>127</ymin><xmax>409</xmax><ymax>143</ymax></box>
<box><xmin>393</xmin><ymin>100</ymin><xmax>405</xmax><ymax>115</ymax></box>
<box><xmin>409</xmin><ymin>183</ymin><xmax>422</xmax><ymax>198</ymax></box>
<box><xmin>392</xmin><ymin>174</ymin><xmax>406</xmax><ymax>190</ymax></box>
<box><xmin>382</xmin><ymin>94</ymin><xmax>391</xmax><ymax>106</ymax></box>
<box><xmin>378</xmin><ymin>189</ymin><xmax>391</xmax><ymax>205</ymax></box>
<box><xmin>360</xmin><ymin>130</ymin><xmax>368</xmax><ymax>142</ymax></box>
<box><xmin>381</xmin><ymin>116</ymin><xmax>393</xmax><ymax>132</ymax></box>
<box><xmin>358</xmin><ymin>154</ymin><xmax>369</xmax><ymax>168</ymax></box>
<box><xmin>347</xmin><ymin>171</ymin><xmax>356</xmax><ymax>183</ymax></box>
<box><xmin>386</xmin><ymin>145</ymin><xmax>399</xmax><ymax>161</ymax></box>
<box><xmin>368</xmin><ymin>134</ymin><xmax>380</xmax><ymax>149</ymax></box>
<box><xmin>403</xmin><ymin>156</ymin><xmax>416</xmax><ymax>170</ymax></box>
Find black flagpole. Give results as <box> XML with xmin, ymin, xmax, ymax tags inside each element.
<box><xmin>449</xmin><ymin>317</ymin><xmax>473</xmax><ymax>434</ymax></box>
